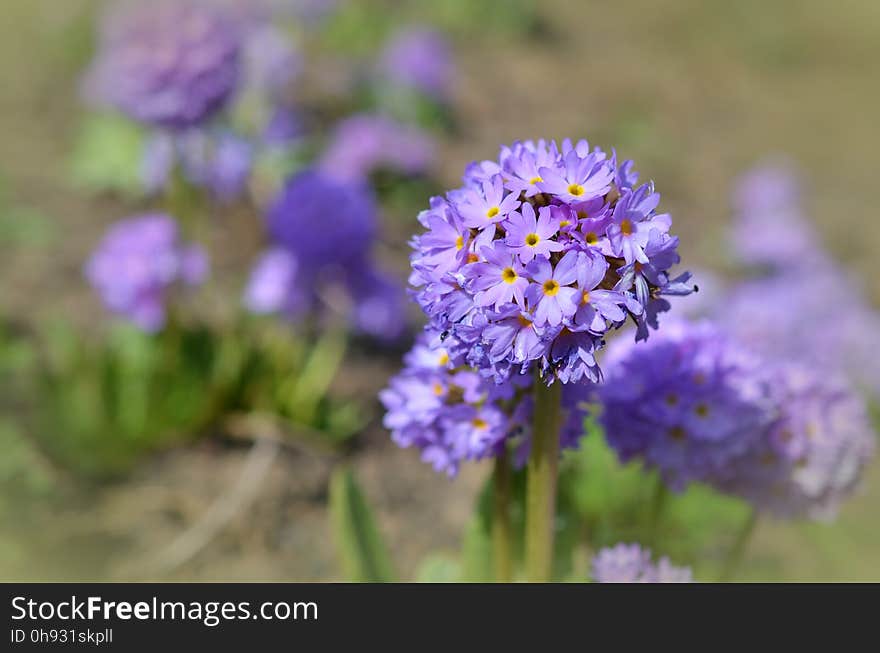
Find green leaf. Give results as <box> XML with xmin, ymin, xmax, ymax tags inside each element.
<box><xmin>414</xmin><ymin>554</ymin><xmax>460</xmax><ymax>583</ymax></box>
<box><xmin>329</xmin><ymin>467</ymin><xmax>395</xmax><ymax>582</ymax></box>
<box><xmin>68</xmin><ymin>113</ymin><xmax>145</xmax><ymax>197</ymax></box>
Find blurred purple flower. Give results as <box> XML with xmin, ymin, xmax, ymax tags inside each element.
<box><xmin>730</xmin><ymin>160</ymin><xmax>822</xmax><ymax>270</ymax></box>
<box><xmin>266</xmin><ymin>168</ymin><xmax>376</xmax><ymax>267</ymax></box>
<box><xmin>85</xmin><ymin>213</ymin><xmax>207</xmax><ymax>331</ymax></box>
<box><xmin>591</xmin><ymin>543</ymin><xmax>692</xmax><ymax>583</ymax></box>
<box><xmin>243</xmin><ymin>247</ymin><xmax>306</xmax><ymax>317</ymax></box>
<box><xmin>713</xmin><ymin>365</ymin><xmax>876</xmax><ymax>520</ymax></box>
<box><xmin>378</xmin><ymin>27</ymin><xmax>454</xmax><ymax>101</ymax></box>
<box><xmin>318</xmin><ymin>114</ymin><xmax>435</xmax><ymax>183</ymax></box>
<box><xmin>600</xmin><ymin>321</ymin><xmax>777</xmax><ymax>491</ymax></box>
<box><xmin>87</xmin><ymin>0</ymin><xmax>242</xmax><ymax>129</ymax></box>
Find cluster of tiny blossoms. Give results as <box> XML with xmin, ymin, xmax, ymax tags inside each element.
<box><xmin>85</xmin><ymin>213</ymin><xmax>208</xmax><ymax>332</ymax></box>
<box><xmin>591</xmin><ymin>543</ymin><xmax>692</xmax><ymax>583</ymax></box>
<box><xmin>599</xmin><ymin>319</ymin><xmax>876</xmax><ymax>519</ymax></box>
<box><xmin>409</xmin><ymin>139</ymin><xmax>693</xmax><ymax>386</ymax></box>
<box><xmin>380</xmin><ymin>330</ymin><xmax>590</xmax><ymax>477</ymax></box>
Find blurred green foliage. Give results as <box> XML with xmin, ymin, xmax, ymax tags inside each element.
<box><xmin>329</xmin><ymin>467</ymin><xmax>396</xmax><ymax>582</ymax></box>
<box><xmin>68</xmin><ymin>113</ymin><xmax>145</xmax><ymax>198</ymax></box>
<box><xmin>20</xmin><ymin>319</ymin><xmax>364</xmax><ymax>481</ymax></box>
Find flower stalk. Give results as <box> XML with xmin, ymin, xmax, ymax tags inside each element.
<box><xmin>525</xmin><ymin>377</ymin><xmax>562</xmax><ymax>582</ymax></box>
<box><xmin>492</xmin><ymin>450</ymin><xmax>513</xmax><ymax>583</ymax></box>
<box><xmin>719</xmin><ymin>509</ymin><xmax>758</xmax><ymax>582</ymax></box>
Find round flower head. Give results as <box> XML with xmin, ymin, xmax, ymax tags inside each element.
<box><xmin>723</xmin><ymin>265</ymin><xmax>880</xmax><ymax>401</ymax></box>
<box><xmin>730</xmin><ymin>161</ymin><xmax>822</xmax><ymax>270</ymax></box>
<box><xmin>318</xmin><ymin>114</ymin><xmax>435</xmax><ymax>183</ymax></box>
<box><xmin>266</xmin><ymin>169</ymin><xmax>376</xmax><ymax>269</ymax></box>
<box><xmin>712</xmin><ymin>365</ymin><xmax>876</xmax><ymax>520</ymax></box>
<box><xmin>599</xmin><ymin>321</ymin><xmax>777</xmax><ymax>491</ymax></box>
<box><xmin>247</xmin><ymin>169</ymin><xmax>404</xmax><ymax>341</ymax></box>
<box><xmin>378</xmin><ymin>27</ymin><xmax>454</xmax><ymax>101</ymax></box>
<box><xmin>379</xmin><ymin>330</ymin><xmax>591</xmax><ymax>476</ymax></box>
<box><xmin>88</xmin><ymin>0</ymin><xmax>241</xmax><ymax>129</ymax></box>
<box><xmin>85</xmin><ymin>213</ymin><xmax>207</xmax><ymax>332</ymax></box>
<box><xmin>591</xmin><ymin>543</ymin><xmax>692</xmax><ymax>583</ymax></box>
<box><xmin>410</xmin><ymin>139</ymin><xmax>693</xmax><ymax>386</ymax></box>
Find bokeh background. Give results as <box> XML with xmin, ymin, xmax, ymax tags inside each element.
<box><xmin>1</xmin><ymin>0</ymin><xmax>878</xmax><ymax>581</ymax></box>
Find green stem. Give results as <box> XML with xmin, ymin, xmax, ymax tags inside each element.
<box><xmin>524</xmin><ymin>377</ymin><xmax>562</xmax><ymax>582</ymax></box>
<box><xmin>719</xmin><ymin>509</ymin><xmax>759</xmax><ymax>582</ymax></box>
<box><xmin>492</xmin><ymin>450</ymin><xmax>513</xmax><ymax>583</ymax></box>
<box><xmin>646</xmin><ymin>475</ymin><xmax>668</xmax><ymax>547</ymax></box>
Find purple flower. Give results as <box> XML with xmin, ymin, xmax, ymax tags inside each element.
<box><xmin>482</xmin><ymin>309</ymin><xmax>548</xmax><ymax>365</ymax></box>
<box><xmin>500</xmin><ymin>140</ymin><xmax>560</xmax><ymax>198</ymax></box>
<box><xmin>242</xmin><ymin>23</ymin><xmax>300</xmax><ymax>101</ymax></box>
<box><xmin>730</xmin><ymin>160</ymin><xmax>821</xmax><ymax>270</ymax></box>
<box><xmin>318</xmin><ymin>114</ymin><xmax>435</xmax><ymax>183</ymax></box>
<box><xmin>505</xmin><ymin>203</ymin><xmax>563</xmax><ymax>263</ymax></box>
<box><xmin>243</xmin><ymin>247</ymin><xmax>305</xmax><ymax>317</ymax></box>
<box><xmin>712</xmin><ymin>365</ymin><xmax>876</xmax><ymax>520</ymax></box>
<box><xmin>526</xmin><ymin>252</ymin><xmax>580</xmax><ymax>326</ymax></box>
<box><xmin>600</xmin><ymin>321</ymin><xmax>777</xmax><ymax>491</ymax></box>
<box><xmin>87</xmin><ymin>0</ymin><xmax>241</xmax><ymax>129</ymax></box>
<box><xmin>591</xmin><ymin>543</ymin><xmax>692</xmax><ymax>583</ymax></box>
<box><xmin>85</xmin><ymin>213</ymin><xmax>207</xmax><ymax>332</ymax></box>
<box><xmin>409</xmin><ymin>139</ymin><xmax>692</xmax><ymax>385</ymax></box>
<box><xmin>455</xmin><ymin>175</ymin><xmax>521</xmax><ymax>230</ymax></box>
<box><xmin>378</xmin><ymin>27</ymin><xmax>454</xmax><ymax>101</ymax></box>
<box><xmin>537</xmin><ymin>145</ymin><xmax>614</xmax><ymax>203</ymax></box>
<box><xmin>467</xmin><ymin>243</ymin><xmax>530</xmax><ymax>310</ymax></box>
<box><xmin>380</xmin><ymin>330</ymin><xmax>591</xmax><ymax>476</ymax></box>
<box><xmin>249</xmin><ymin>168</ymin><xmax>407</xmax><ymax>340</ymax></box>
<box><xmin>266</xmin><ymin>168</ymin><xmax>376</xmax><ymax>267</ymax></box>
<box><xmin>348</xmin><ymin>269</ymin><xmax>407</xmax><ymax>343</ymax></box>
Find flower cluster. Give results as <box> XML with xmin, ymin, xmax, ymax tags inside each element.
<box><xmin>143</xmin><ymin>130</ymin><xmax>253</xmax><ymax>202</ymax></box>
<box><xmin>244</xmin><ymin>169</ymin><xmax>405</xmax><ymax>341</ymax></box>
<box><xmin>712</xmin><ymin>365</ymin><xmax>876</xmax><ymax>520</ymax></box>
<box><xmin>600</xmin><ymin>321</ymin><xmax>776</xmax><ymax>491</ymax></box>
<box><xmin>378</xmin><ymin>27</ymin><xmax>453</xmax><ymax>101</ymax></box>
<box><xmin>409</xmin><ymin>139</ymin><xmax>693</xmax><ymax>386</ymax></box>
<box><xmin>380</xmin><ymin>330</ymin><xmax>590</xmax><ymax>476</ymax></box>
<box><xmin>85</xmin><ymin>213</ymin><xmax>208</xmax><ymax>332</ymax></box>
<box><xmin>729</xmin><ymin>161</ymin><xmax>820</xmax><ymax>270</ymax></box>
<box><xmin>591</xmin><ymin>543</ymin><xmax>692</xmax><ymax>583</ymax></box>
<box><xmin>87</xmin><ymin>0</ymin><xmax>242</xmax><ymax>130</ymax></box>
<box><xmin>599</xmin><ymin>319</ymin><xmax>876</xmax><ymax>518</ymax></box>
<box><xmin>318</xmin><ymin>114</ymin><xmax>435</xmax><ymax>183</ymax></box>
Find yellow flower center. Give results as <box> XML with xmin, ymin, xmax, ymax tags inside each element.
<box><xmin>577</xmin><ymin>210</ymin><xmax>588</xmax><ymax>219</ymax></box>
<box><xmin>525</xmin><ymin>233</ymin><xmax>540</xmax><ymax>247</ymax></box>
<box><xmin>438</xmin><ymin>352</ymin><xmax>450</xmax><ymax>366</ymax></box>
<box><xmin>567</xmin><ymin>184</ymin><xmax>585</xmax><ymax>196</ymax></box>
<box><xmin>517</xmin><ymin>315</ymin><xmax>533</xmax><ymax>328</ymax></box>
<box><xmin>471</xmin><ymin>418</ymin><xmax>488</xmax><ymax>429</ymax></box>
<box><xmin>432</xmin><ymin>382</ymin><xmax>445</xmax><ymax>396</ymax></box>
<box><xmin>467</xmin><ymin>253</ymin><xmax>479</xmax><ymax>263</ymax></box>
<box><xmin>669</xmin><ymin>426</ymin><xmax>686</xmax><ymax>441</ymax></box>
<box><xmin>559</xmin><ymin>220</ymin><xmax>570</xmax><ymax>228</ymax></box>
<box><xmin>620</xmin><ymin>219</ymin><xmax>633</xmax><ymax>236</ymax></box>
<box><xmin>585</xmin><ymin>232</ymin><xmax>598</xmax><ymax>245</ymax></box>
<box><xmin>486</xmin><ymin>206</ymin><xmax>500</xmax><ymax>219</ymax></box>
<box><xmin>501</xmin><ymin>267</ymin><xmax>518</xmax><ymax>284</ymax></box>
<box><xmin>455</xmin><ymin>235</ymin><xmax>464</xmax><ymax>250</ymax></box>
<box><xmin>581</xmin><ymin>290</ymin><xmax>591</xmax><ymax>304</ymax></box>
<box><xmin>542</xmin><ymin>279</ymin><xmax>560</xmax><ymax>296</ymax></box>
<box><xmin>694</xmin><ymin>403</ymin><xmax>709</xmax><ymax>418</ymax></box>
<box><xmin>529</xmin><ymin>176</ymin><xmax>543</xmax><ymax>185</ymax></box>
